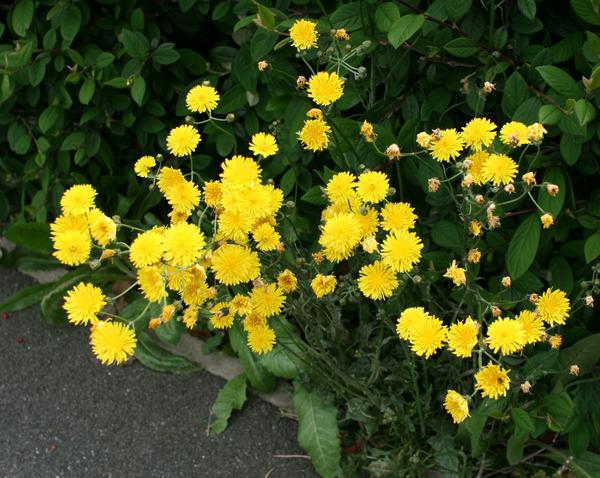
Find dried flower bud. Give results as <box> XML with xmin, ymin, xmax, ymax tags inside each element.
<box><xmin>483</xmin><ymin>81</ymin><xmax>496</xmax><ymax>93</ymax></box>
<box><xmin>360</xmin><ymin>120</ymin><xmax>375</xmax><ymax>142</ymax></box>
<box><xmin>306</xmin><ymin>108</ymin><xmax>322</xmax><ymax>119</ymax></box>
<box><xmin>334</xmin><ymin>28</ymin><xmax>350</xmax><ymax>40</ymax></box>
<box><xmin>385</xmin><ymin>143</ymin><xmax>401</xmax><ymax>160</ymax></box>
<box><xmin>148</xmin><ymin>318</ymin><xmax>162</xmax><ymax>330</ymax></box>
<box><xmin>491</xmin><ymin>305</ymin><xmax>502</xmax><ymax>317</ymax></box>
<box><xmin>296</xmin><ymin>75</ymin><xmax>306</xmax><ymax>88</ymax></box>
<box><xmin>527</xmin><ymin>123</ymin><xmax>547</xmax><ymax>142</ymax></box>
<box><xmin>257</xmin><ymin>60</ymin><xmax>269</xmax><ymax>71</ymax></box>
<box><xmin>362</xmin><ymin>236</ymin><xmax>379</xmax><ymax>253</ymax></box>
<box><xmin>430</xmin><ymin>128</ymin><xmax>442</xmax><ymax>141</ymax></box>
<box><xmin>501</xmin><ymin>276</ymin><xmax>512</xmax><ymax>288</ymax></box>
<box><xmin>549</xmin><ymin>335</ymin><xmax>562</xmax><ymax>349</ymax></box>
<box><xmin>522</xmin><ymin>172</ymin><xmax>536</xmax><ymax>185</ymax></box>
<box><xmin>276</xmin><ymin>242</ymin><xmax>286</xmax><ymax>252</ymax></box>
<box><xmin>504</xmin><ymin>183</ymin><xmax>515</xmax><ymax>194</ymax></box>
<box><xmin>585</xmin><ymin>295</ymin><xmax>594</xmax><ymax>307</ymax></box>
<box><xmin>569</xmin><ymin>364</ymin><xmax>580</xmax><ymax>376</ymax></box>
<box><xmin>520</xmin><ymin>381</ymin><xmax>532</xmax><ymax>394</ymax></box>
<box><xmin>161</xmin><ymin>304</ymin><xmax>176</xmax><ymax>322</ymax></box>
<box><xmin>100</xmin><ymin>249</ymin><xmax>116</xmax><ymax>260</ymax></box>
<box><xmin>416</xmin><ymin>132</ymin><xmax>432</xmax><ymax>148</ymax></box>
<box><xmin>312</xmin><ymin>251</ymin><xmax>325</xmax><ymax>264</ymax></box>
<box><xmin>467</xmin><ymin>248</ymin><xmax>481</xmax><ymax>264</ymax></box>
<box><xmin>463</xmin><ymin>159</ymin><xmax>473</xmax><ymax>169</ymax></box>
<box><xmin>529</xmin><ymin>293</ymin><xmax>539</xmax><ymax>304</ymax></box>
<box><xmin>462</xmin><ymin>173</ymin><xmax>474</xmax><ymax>188</ymax></box>
<box><xmin>546</xmin><ymin>183</ymin><xmax>560</xmax><ymax>196</ymax></box>
<box><xmin>428</xmin><ymin>177</ymin><xmax>441</xmax><ymax>192</ymax></box>
<box><xmin>475</xmin><ymin>194</ymin><xmax>485</xmax><ymax>205</ymax></box>
<box><xmin>487</xmin><ymin>214</ymin><xmax>501</xmax><ymax>229</ymax></box>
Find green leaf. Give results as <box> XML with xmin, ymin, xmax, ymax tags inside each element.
<box><xmin>330</xmin><ymin>2</ymin><xmax>363</xmax><ymax>31</ymax></box>
<box><xmin>575</xmin><ymin>99</ymin><xmax>596</xmax><ymax>126</ymax></box>
<box><xmin>536</xmin><ymin>65</ymin><xmax>582</xmax><ymax>98</ymax></box>
<box><xmin>502</xmin><ymin>72</ymin><xmax>530</xmax><ymax>117</ymax></box>
<box><xmin>120</xmin><ymin>29</ymin><xmax>150</xmax><ymax>60</ymax></box>
<box><xmin>11</xmin><ymin>0</ymin><xmax>34</xmax><ymax>37</ymax></box>
<box><xmin>388</xmin><ymin>15</ymin><xmax>425</xmax><ymax>49</ymax></box>
<box><xmin>537</xmin><ymin>167</ymin><xmax>566</xmax><ymax>217</ymax></box>
<box><xmin>549</xmin><ymin>256</ymin><xmax>574</xmax><ymax>294</ymax></box>
<box><xmin>28</xmin><ymin>60</ymin><xmax>47</xmax><ymax>87</ymax></box>
<box><xmin>293</xmin><ymin>382</ymin><xmax>342</xmax><ymax>478</ymax></box>
<box><xmin>131</xmin><ymin>76</ymin><xmax>146</xmax><ymax>106</ymax></box>
<box><xmin>211</xmin><ymin>1</ymin><xmax>229</xmax><ymax>20</ymax></box>
<box><xmin>78</xmin><ymin>78</ymin><xmax>95</xmax><ymax>105</ymax></box>
<box><xmin>506</xmin><ymin>214</ymin><xmax>541</xmax><ymax>280</ymax></box>
<box><xmin>95</xmin><ymin>51</ymin><xmax>115</xmax><ymax>68</ymax></box>
<box><xmin>210</xmin><ymin>374</ymin><xmax>248</xmax><ymax>433</ymax></box>
<box><xmin>538</xmin><ymin>104</ymin><xmax>562</xmax><ymax>125</ymax></box>
<box><xmin>518</xmin><ymin>0</ymin><xmax>537</xmax><ymax>19</ymax></box>
<box><xmin>431</xmin><ymin>220</ymin><xmax>464</xmax><ymax>250</ymax></box>
<box><xmin>301</xmin><ymin>186</ymin><xmax>326</xmax><ymax>206</ymax></box>
<box><xmin>7</xmin><ymin>122</ymin><xmax>31</xmax><ymax>155</ymax></box>
<box><xmin>443</xmin><ymin>37</ymin><xmax>478</xmax><ymax>58</ymax></box>
<box><xmin>60</xmin><ymin>5</ymin><xmax>82</xmax><ymax>42</ymax></box>
<box><xmin>444</xmin><ymin>0</ymin><xmax>472</xmax><ymax>22</ymax></box>
<box><xmin>0</xmin><ymin>282</ymin><xmax>58</xmax><ymax>313</ymax></box>
<box><xmin>153</xmin><ymin>43</ymin><xmax>180</xmax><ymax>65</ymax></box>
<box><xmin>5</xmin><ymin>222</ymin><xmax>52</xmax><ymax>254</ymax></box>
<box><xmin>134</xmin><ymin>331</ymin><xmax>199</xmax><ymax>373</ymax></box>
<box><xmin>250</xmin><ymin>29</ymin><xmax>278</xmax><ymax>61</ymax></box>
<box><xmin>507</xmin><ymin>429</ymin><xmax>528</xmax><ymax>465</ymax></box>
<box><xmin>570</xmin><ymin>0</ymin><xmax>600</xmax><ymax>25</ymax></box>
<box><xmin>560</xmin><ymin>134</ymin><xmax>582</xmax><ymax>165</ymax></box>
<box><xmin>375</xmin><ymin>2</ymin><xmax>401</xmax><ymax>32</ymax></box>
<box><xmin>512</xmin><ymin>408</ymin><xmax>535</xmax><ymax>433</ymax></box>
<box><xmin>584</xmin><ymin>233</ymin><xmax>600</xmax><ymax>263</ymax></box>
<box><xmin>258</xmin><ymin>318</ymin><xmax>303</xmax><ymax>379</ymax></box>
<box><xmin>257</xmin><ymin>3</ymin><xmax>275</xmax><ymax>30</ymax></box>
<box><xmin>569</xmin><ymin>422</ymin><xmax>591</xmax><ymax>458</ymax></box>
<box><xmin>154</xmin><ymin>316</ymin><xmax>185</xmax><ymax>345</ymax></box>
<box><xmin>229</xmin><ymin>322</ymin><xmax>276</xmax><ymax>392</ymax></box>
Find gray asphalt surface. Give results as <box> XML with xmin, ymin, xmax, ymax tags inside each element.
<box><xmin>0</xmin><ymin>267</ymin><xmax>318</xmax><ymax>478</ymax></box>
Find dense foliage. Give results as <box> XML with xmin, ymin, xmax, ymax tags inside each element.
<box><xmin>3</xmin><ymin>0</ymin><xmax>600</xmax><ymax>477</ymax></box>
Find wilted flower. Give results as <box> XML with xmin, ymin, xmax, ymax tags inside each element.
<box><xmin>540</xmin><ymin>213</ymin><xmax>554</xmax><ymax>229</ymax></box>
<box><xmin>522</xmin><ymin>172</ymin><xmax>536</xmax><ymax>185</ymax></box>
<box><xmin>504</xmin><ymin>183</ymin><xmax>516</xmax><ymax>194</ymax></box>
<box><xmin>257</xmin><ymin>60</ymin><xmax>269</xmax><ymax>71</ymax></box>
<box><xmin>467</xmin><ymin>248</ymin><xmax>482</xmax><ymax>264</ymax></box>
<box><xmin>501</xmin><ymin>276</ymin><xmax>511</xmax><ymax>288</ymax></box>
<box><xmin>520</xmin><ymin>381</ymin><xmax>532</xmax><ymax>394</ymax></box>
<box><xmin>483</xmin><ymin>81</ymin><xmax>496</xmax><ymax>93</ymax></box>
<box><xmin>428</xmin><ymin>178</ymin><xmax>441</xmax><ymax>192</ymax></box>
<box><xmin>570</xmin><ymin>364</ymin><xmax>580</xmax><ymax>376</ymax></box>
<box><xmin>386</xmin><ymin>144</ymin><xmax>401</xmax><ymax>160</ymax></box>
<box><xmin>546</xmin><ymin>184</ymin><xmax>560</xmax><ymax>196</ymax></box>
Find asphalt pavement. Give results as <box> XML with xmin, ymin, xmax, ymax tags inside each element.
<box><xmin>0</xmin><ymin>267</ymin><xmax>318</xmax><ymax>478</ymax></box>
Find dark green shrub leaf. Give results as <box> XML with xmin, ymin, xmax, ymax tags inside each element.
<box><xmin>574</xmin><ymin>99</ymin><xmax>596</xmax><ymax>126</ymax></box>
<box><xmin>444</xmin><ymin>0</ymin><xmax>472</xmax><ymax>22</ymax></box>
<box><xmin>538</xmin><ymin>104</ymin><xmax>562</xmax><ymax>125</ymax></box>
<box><xmin>131</xmin><ymin>76</ymin><xmax>146</xmax><ymax>106</ymax></box>
<box><xmin>512</xmin><ymin>408</ymin><xmax>535</xmax><ymax>433</ymax></box>
<box><xmin>584</xmin><ymin>233</ymin><xmax>600</xmax><ymax>263</ymax></box>
<box><xmin>502</xmin><ymin>72</ymin><xmax>529</xmax><ymax>117</ymax></box>
<box><xmin>11</xmin><ymin>0</ymin><xmax>34</xmax><ymax>37</ymax></box>
<box><xmin>506</xmin><ymin>214</ymin><xmax>541</xmax><ymax>280</ymax></box>
<box><xmin>560</xmin><ymin>134</ymin><xmax>582</xmax><ymax>165</ymax></box>
<box><xmin>153</xmin><ymin>43</ymin><xmax>180</xmax><ymax>65</ymax></box>
<box><xmin>570</xmin><ymin>0</ymin><xmax>600</xmax><ymax>25</ymax></box>
<box><xmin>330</xmin><ymin>2</ymin><xmax>363</xmax><ymax>31</ymax></box>
<box><xmin>517</xmin><ymin>0</ymin><xmax>537</xmax><ymax>20</ymax></box>
<box><xmin>95</xmin><ymin>51</ymin><xmax>115</xmax><ymax>68</ymax></box>
<box><xmin>375</xmin><ymin>2</ymin><xmax>400</xmax><ymax>32</ymax></box>
<box><xmin>431</xmin><ymin>220</ymin><xmax>464</xmax><ymax>250</ymax></box>
<box><xmin>210</xmin><ymin>374</ymin><xmax>248</xmax><ymax>434</ymax></box>
<box><xmin>60</xmin><ymin>5</ymin><xmax>81</xmax><ymax>42</ymax></box>
<box><xmin>388</xmin><ymin>15</ymin><xmax>425</xmax><ymax>49</ymax></box>
<box><xmin>301</xmin><ymin>186</ymin><xmax>326</xmax><ymax>205</ymax></box>
<box><xmin>120</xmin><ymin>28</ymin><xmax>150</xmax><ymax>59</ymax></box>
<box><xmin>537</xmin><ymin>167</ymin><xmax>566</xmax><ymax>217</ymax></box>
<box><xmin>7</xmin><ymin>122</ymin><xmax>31</xmax><ymax>154</ymax></box>
<box><xmin>257</xmin><ymin>3</ymin><xmax>275</xmax><ymax>30</ymax></box>
<box><xmin>506</xmin><ymin>429</ymin><xmax>528</xmax><ymax>465</ymax></box>
<box><xmin>78</xmin><ymin>78</ymin><xmax>95</xmax><ymax>105</ymax></box>
<box><xmin>443</xmin><ymin>37</ymin><xmax>478</xmax><ymax>58</ymax></box>
<box><xmin>569</xmin><ymin>421</ymin><xmax>591</xmax><ymax>458</ymax></box>
<box><xmin>536</xmin><ymin>65</ymin><xmax>582</xmax><ymax>98</ymax></box>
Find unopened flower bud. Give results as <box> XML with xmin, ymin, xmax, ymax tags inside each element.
<box><xmin>286</xmin><ymin>200</ymin><xmax>296</xmax><ymax>209</ymax></box>
<box><xmin>100</xmin><ymin>249</ymin><xmax>116</xmax><ymax>260</ymax></box>
<box><xmin>148</xmin><ymin>318</ymin><xmax>162</xmax><ymax>330</ymax></box>
<box><xmin>357</xmin><ymin>66</ymin><xmax>367</xmax><ymax>79</ymax></box>
<box><xmin>156</xmin><ymin>153</ymin><xmax>163</xmax><ymax>161</ymax></box>
<box><xmin>226</xmin><ymin>113</ymin><xmax>235</xmax><ymax>123</ymax></box>
<box><xmin>362</xmin><ymin>40</ymin><xmax>372</xmax><ymax>48</ymax></box>
<box><xmin>202</xmin><ymin>80</ymin><xmax>211</xmax><ymax>87</ymax></box>
<box><xmin>546</xmin><ymin>183</ymin><xmax>560</xmax><ymax>196</ymax></box>
<box><xmin>185</xmin><ymin>115</ymin><xmax>194</xmax><ymax>124</ymax></box>
<box><xmin>501</xmin><ymin>276</ymin><xmax>511</xmax><ymax>288</ymax></box>
<box><xmin>386</xmin><ymin>143</ymin><xmax>401</xmax><ymax>160</ymax></box>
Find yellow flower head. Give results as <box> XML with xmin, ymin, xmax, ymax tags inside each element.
<box><xmin>277</xmin><ymin>269</ymin><xmax>298</xmax><ymax>294</ymax></box>
<box><xmin>356</xmin><ymin>171</ymin><xmax>389</xmax><ymax>204</ymax></box>
<box><xmin>358</xmin><ymin>260</ymin><xmax>398</xmax><ymax>300</ymax></box>
<box><xmin>209</xmin><ymin>304</ymin><xmax>234</xmax><ymax>330</ymax></box>
<box><xmin>466</xmin><ymin>151</ymin><xmax>489</xmax><ymax>185</ymax></box>
<box><xmin>61</xmin><ymin>184</ymin><xmax>97</xmax><ymax>215</ymax></box>
<box><xmin>527</xmin><ymin>122</ymin><xmax>547</xmax><ymax>142</ymax></box>
<box><xmin>229</xmin><ymin>294</ymin><xmax>253</xmax><ymax>317</ymax></box>
<box><xmin>409</xmin><ymin>314</ymin><xmax>447</xmax><ymax>358</ymax></box>
<box><xmin>163</xmin><ymin>178</ymin><xmax>201</xmax><ymax>214</ymax></box>
<box><xmin>252</xmin><ymin>223</ymin><xmax>281</xmax><ymax>251</ymax></box>
<box><xmin>186</xmin><ymin>84</ymin><xmax>220</xmax><ymax>113</ymax></box>
<box><xmin>447</xmin><ymin>317</ymin><xmax>479</xmax><ymax>358</ymax></box>
<box><xmin>50</xmin><ymin>214</ymin><xmax>88</xmax><ymax>237</ymax></box>
<box><xmin>475</xmin><ymin>363</ymin><xmax>511</xmax><ymax>399</ymax></box>
<box><xmin>162</xmin><ymin>222</ymin><xmax>205</xmax><ymax>267</ymax></box>
<box><xmin>249</xmin><ymin>132</ymin><xmax>278</xmax><ymax>158</ymax></box>
<box><xmin>182</xmin><ymin>305</ymin><xmax>199</xmax><ymax>329</ymax></box>
<box><xmin>129</xmin><ymin>229</ymin><xmax>164</xmax><ymax>268</ymax></box>
<box><xmin>381</xmin><ymin>230</ymin><xmax>423</xmax><ymax>273</ymax></box>
<box><xmin>250</xmin><ymin>283</ymin><xmax>285</xmax><ymax>319</ymax></box>
<box><xmin>500</xmin><ymin>121</ymin><xmax>529</xmax><ymax>147</ymax></box>
<box><xmin>306</xmin><ymin>108</ymin><xmax>322</xmax><ymax>119</ymax></box>
<box><xmin>486</xmin><ymin>317</ymin><xmax>526</xmax><ymax>355</ymax></box>
<box><xmin>289</xmin><ymin>19</ymin><xmax>318</xmax><ymax>50</ymax></box>
<box><xmin>536</xmin><ymin>288</ymin><xmax>570</xmax><ymax>326</ymax></box>
<box><xmin>166</xmin><ymin>124</ymin><xmax>201</xmax><ymax>157</ymax></box>
<box><xmin>307</xmin><ymin>71</ymin><xmax>344</xmax><ymax>106</ymax></box>
<box><xmin>444</xmin><ymin>390</ymin><xmax>470</xmax><ymax>424</ymax></box>
<box><xmin>429</xmin><ymin>129</ymin><xmax>464</xmax><ymax>162</ymax></box>
<box><xmin>396</xmin><ymin>307</ymin><xmax>428</xmax><ymax>341</ymax></box>
<box><xmin>134</xmin><ymin>156</ymin><xmax>156</xmax><ymax>178</ymax></box>
<box><xmin>467</xmin><ymin>248</ymin><xmax>482</xmax><ymax>264</ymax></box>
<box><xmin>516</xmin><ymin>310</ymin><xmax>546</xmax><ymax>344</ymax></box>
<box><xmin>416</xmin><ymin>132</ymin><xmax>432</xmax><ymax>148</ymax></box>
<box><xmin>220</xmin><ymin>155</ymin><xmax>262</xmax><ymax>186</ymax></box>
<box><xmin>217</xmin><ymin>210</ymin><xmax>253</xmax><ymax>243</ymax></box>
<box><xmin>137</xmin><ymin>266</ymin><xmax>167</xmax><ymax>303</ymax></box>
<box><xmin>469</xmin><ymin>220</ymin><xmax>482</xmax><ymax>237</ymax></box>
<box><xmin>444</xmin><ymin>260</ymin><xmax>467</xmax><ymax>287</ymax></box>
<box><xmin>360</xmin><ymin>120</ymin><xmax>375</xmax><ymax>142</ymax></box>
<box><xmin>211</xmin><ymin>244</ymin><xmax>260</xmax><ymax>286</ymax></box>
<box><xmin>319</xmin><ymin>213</ymin><xmax>362</xmax><ymax>262</ymax></box>
<box><xmin>325</xmin><ymin>172</ymin><xmax>357</xmax><ymax>204</ymax></box>
<box><xmin>157</xmin><ymin>166</ymin><xmax>185</xmax><ymax>194</ymax></box>
<box><xmin>298</xmin><ymin>118</ymin><xmax>331</xmax><ymax>151</ymax></box>
<box><xmin>540</xmin><ymin>213</ymin><xmax>554</xmax><ymax>229</ymax></box>
<box><xmin>247</xmin><ymin>325</ymin><xmax>276</xmax><ymax>354</ymax></box>
<box><xmin>202</xmin><ymin>180</ymin><xmax>222</xmax><ymax>208</ymax></box>
<box><xmin>53</xmin><ymin>229</ymin><xmax>91</xmax><ymax>266</ymax></box>
<box><xmin>482</xmin><ymin>153</ymin><xmax>518</xmax><ymax>186</ymax></box>
<box><xmin>355</xmin><ymin>207</ymin><xmax>379</xmax><ymax>239</ymax></box>
<box><xmin>461</xmin><ymin>118</ymin><xmax>496</xmax><ymax>151</ymax></box>
<box><xmin>380</xmin><ymin>202</ymin><xmax>417</xmax><ymax>232</ymax></box>
<box><xmin>87</xmin><ymin>208</ymin><xmax>116</xmax><ymax>246</ymax></box>
<box><xmin>311</xmin><ymin>273</ymin><xmax>337</xmax><ymax>298</ymax></box>
<box><xmin>90</xmin><ymin>321</ymin><xmax>137</xmax><ymax>365</ymax></box>
<box><xmin>63</xmin><ymin>282</ymin><xmax>106</xmax><ymax>326</ymax></box>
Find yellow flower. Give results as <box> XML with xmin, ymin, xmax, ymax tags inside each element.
<box><xmin>355</xmin><ymin>208</ymin><xmax>379</xmax><ymax>239</ymax></box>
<box><xmin>166</xmin><ymin>125</ymin><xmax>201</xmax><ymax>157</ymax></box>
<box><xmin>474</xmin><ymin>363</ymin><xmax>511</xmax><ymax>399</ymax></box>
<box><xmin>249</xmin><ymin>132</ymin><xmax>278</xmax><ymax>157</ymax></box>
<box><xmin>527</xmin><ymin>123</ymin><xmax>547</xmax><ymax>142</ymax></box>
<box><xmin>381</xmin><ymin>230</ymin><xmax>423</xmax><ymax>273</ymax></box>
<box><xmin>298</xmin><ymin>118</ymin><xmax>331</xmax><ymax>151</ymax></box>
<box><xmin>325</xmin><ymin>172</ymin><xmax>357</xmax><ymax>204</ymax></box>
<box><xmin>360</xmin><ymin>120</ymin><xmax>375</xmax><ymax>142</ymax></box>
<box><xmin>134</xmin><ymin>155</ymin><xmax>156</xmax><ymax>178</ymax></box>
<box><xmin>137</xmin><ymin>265</ymin><xmax>167</xmax><ymax>303</ymax></box>
<box><xmin>429</xmin><ymin>129</ymin><xmax>464</xmax><ymax>162</ymax></box>
<box><xmin>358</xmin><ymin>261</ymin><xmax>398</xmax><ymax>300</ymax></box>
<box><xmin>50</xmin><ymin>214</ymin><xmax>88</xmax><ymax>237</ymax></box>
<box><xmin>536</xmin><ymin>288</ymin><xmax>570</xmax><ymax>326</ymax></box>
<box><xmin>210</xmin><ymin>303</ymin><xmax>234</xmax><ymax>330</ymax></box>
<box><xmin>380</xmin><ymin>202</ymin><xmax>417</xmax><ymax>232</ymax></box>
<box><xmin>90</xmin><ymin>321</ymin><xmax>137</xmax><ymax>365</ymax></box>
<box><xmin>181</xmin><ymin>269</ymin><xmax>210</xmax><ymax>307</ymax></box>
<box><xmin>60</xmin><ymin>184</ymin><xmax>97</xmax><ymax>215</ymax></box>
<box><xmin>252</xmin><ymin>223</ymin><xmax>281</xmax><ymax>251</ymax></box>
<box><xmin>229</xmin><ymin>294</ymin><xmax>253</xmax><ymax>316</ymax></box>
<box><xmin>444</xmin><ymin>260</ymin><xmax>466</xmax><ymax>286</ymax></box>
<box><xmin>466</xmin><ymin>151</ymin><xmax>489</xmax><ymax>185</ymax></box>
<box><xmin>129</xmin><ymin>229</ymin><xmax>164</xmax><ymax>268</ymax></box>
<box><xmin>250</xmin><ymin>283</ymin><xmax>285</xmax><ymax>319</ymax></box>
<box><xmin>356</xmin><ymin>171</ymin><xmax>389</xmax><ymax>204</ymax></box>
<box><xmin>482</xmin><ymin>153</ymin><xmax>518</xmax><ymax>186</ymax></box>
<box><xmin>289</xmin><ymin>19</ymin><xmax>318</xmax><ymax>50</ymax></box>
<box><xmin>469</xmin><ymin>220</ymin><xmax>482</xmax><ymax>237</ymax></box>
<box><xmin>247</xmin><ymin>325</ymin><xmax>276</xmax><ymax>354</ymax></box>
<box><xmin>186</xmin><ymin>84</ymin><xmax>219</xmax><ymax>113</ymax></box>
<box><xmin>540</xmin><ymin>213</ymin><xmax>554</xmax><ymax>229</ymax></box>
<box><xmin>202</xmin><ymin>181</ymin><xmax>222</xmax><ymax>207</ymax></box>
<box><xmin>500</xmin><ymin>121</ymin><xmax>530</xmax><ymax>146</ymax></box>
<box><xmin>220</xmin><ymin>155</ymin><xmax>262</xmax><ymax>186</ymax></box>
<box><xmin>211</xmin><ymin>244</ymin><xmax>260</xmax><ymax>286</ymax></box>
<box><xmin>311</xmin><ymin>274</ymin><xmax>337</xmax><ymax>298</ymax></box>
<box><xmin>416</xmin><ymin>132</ymin><xmax>432</xmax><ymax>148</ymax></box>
<box><xmin>516</xmin><ymin>310</ymin><xmax>545</xmax><ymax>344</ymax></box>
<box><xmin>63</xmin><ymin>282</ymin><xmax>106</xmax><ymax>326</ymax></box>
<box><xmin>319</xmin><ymin>213</ymin><xmax>362</xmax><ymax>262</ymax></box>
<box><xmin>277</xmin><ymin>269</ymin><xmax>298</xmax><ymax>293</ymax></box>
<box><xmin>157</xmin><ymin>166</ymin><xmax>185</xmax><ymax>194</ymax></box>
<box><xmin>396</xmin><ymin>307</ymin><xmax>428</xmax><ymax>340</ymax></box>
<box><xmin>307</xmin><ymin>71</ymin><xmax>344</xmax><ymax>106</ymax></box>
<box><xmin>447</xmin><ymin>317</ymin><xmax>479</xmax><ymax>358</ymax></box>
<box><xmin>163</xmin><ymin>178</ymin><xmax>201</xmax><ymax>214</ymax></box>
<box><xmin>53</xmin><ymin>229</ymin><xmax>91</xmax><ymax>266</ymax></box>
<box><xmin>486</xmin><ymin>317</ymin><xmax>526</xmax><ymax>355</ymax></box>
<box><xmin>467</xmin><ymin>248</ymin><xmax>482</xmax><ymax>263</ymax></box>
<box><xmin>409</xmin><ymin>314</ymin><xmax>447</xmax><ymax>358</ymax></box>
<box><xmin>461</xmin><ymin>118</ymin><xmax>496</xmax><ymax>151</ymax></box>
<box><xmin>87</xmin><ymin>208</ymin><xmax>116</xmax><ymax>246</ymax></box>
<box><xmin>217</xmin><ymin>210</ymin><xmax>254</xmax><ymax>242</ymax></box>
<box><xmin>444</xmin><ymin>390</ymin><xmax>470</xmax><ymax>424</ymax></box>
<box><xmin>162</xmin><ymin>222</ymin><xmax>205</xmax><ymax>267</ymax></box>
<box><xmin>183</xmin><ymin>305</ymin><xmax>199</xmax><ymax>329</ymax></box>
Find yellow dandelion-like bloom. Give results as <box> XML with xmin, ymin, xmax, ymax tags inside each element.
<box><xmin>289</xmin><ymin>19</ymin><xmax>318</xmax><ymax>50</ymax></box>
<box><xmin>137</xmin><ymin>265</ymin><xmax>167</xmax><ymax>303</ymax></box>
<box><xmin>277</xmin><ymin>269</ymin><xmax>298</xmax><ymax>293</ymax></box>
<box><xmin>53</xmin><ymin>229</ymin><xmax>91</xmax><ymax>266</ymax></box>
<box><xmin>181</xmin><ymin>274</ymin><xmax>210</xmax><ymax>307</ymax></box>
<box><xmin>409</xmin><ymin>314</ymin><xmax>447</xmax><ymax>358</ymax></box>
<box><xmin>162</xmin><ymin>222</ymin><xmax>205</xmax><ymax>267</ymax></box>
<box><xmin>211</xmin><ymin>244</ymin><xmax>260</xmax><ymax>286</ymax></box>
<box><xmin>129</xmin><ymin>229</ymin><xmax>164</xmax><ymax>269</ymax></box>
<box><xmin>50</xmin><ymin>214</ymin><xmax>88</xmax><ymax>237</ymax></box>
<box><xmin>356</xmin><ymin>171</ymin><xmax>389</xmax><ymax>204</ymax></box>
<box><xmin>444</xmin><ymin>390</ymin><xmax>470</xmax><ymax>424</ymax></box>
<box><xmin>447</xmin><ymin>317</ymin><xmax>479</xmax><ymax>358</ymax></box>
<box><xmin>87</xmin><ymin>208</ymin><xmax>116</xmax><ymax>246</ymax></box>
<box><xmin>482</xmin><ymin>154</ymin><xmax>518</xmax><ymax>186</ymax></box>
<box><xmin>469</xmin><ymin>220</ymin><xmax>482</xmax><ymax>237</ymax></box>
<box><xmin>360</xmin><ymin>120</ymin><xmax>375</xmax><ymax>142</ymax></box>
<box><xmin>157</xmin><ymin>166</ymin><xmax>185</xmax><ymax>194</ymax></box>
<box><xmin>516</xmin><ymin>310</ymin><xmax>546</xmax><ymax>344</ymax></box>
<box><xmin>166</xmin><ymin>125</ymin><xmax>201</xmax><ymax>157</ymax></box>
<box><xmin>90</xmin><ymin>321</ymin><xmax>137</xmax><ymax>365</ymax></box>
<box><xmin>307</xmin><ymin>71</ymin><xmax>344</xmax><ymax>106</ymax></box>
<box><xmin>229</xmin><ymin>294</ymin><xmax>253</xmax><ymax>316</ymax></box>
<box><xmin>466</xmin><ymin>151</ymin><xmax>489</xmax><ymax>185</ymax></box>
<box><xmin>381</xmin><ymin>230</ymin><xmax>423</xmax><ymax>273</ymax></box>
<box><xmin>183</xmin><ymin>305</ymin><xmax>199</xmax><ymax>329</ymax></box>
<box><xmin>500</xmin><ymin>121</ymin><xmax>530</xmax><ymax>146</ymax></box>
<box><xmin>203</xmin><ymin>180</ymin><xmax>222</xmax><ymax>207</ymax></box>
<box><xmin>220</xmin><ymin>155</ymin><xmax>262</xmax><ymax>186</ymax></box>
<box><xmin>486</xmin><ymin>317</ymin><xmax>526</xmax><ymax>355</ymax></box>
<box><xmin>252</xmin><ymin>223</ymin><xmax>281</xmax><ymax>251</ymax></box>
<box><xmin>63</xmin><ymin>282</ymin><xmax>106</xmax><ymax>326</ymax></box>
<box><xmin>461</xmin><ymin>118</ymin><xmax>496</xmax><ymax>151</ymax></box>
<box><xmin>247</xmin><ymin>325</ymin><xmax>276</xmax><ymax>354</ymax></box>
<box><xmin>186</xmin><ymin>84</ymin><xmax>220</xmax><ymax>113</ymax></box>
<box><xmin>134</xmin><ymin>156</ymin><xmax>156</xmax><ymax>178</ymax></box>
<box><xmin>298</xmin><ymin>118</ymin><xmax>331</xmax><ymax>151</ymax></box>
<box><xmin>163</xmin><ymin>179</ymin><xmax>201</xmax><ymax>214</ymax></box>
<box><xmin>396</xmin><ymin>307</ymin><xmax>429</xmax><ymax>341</ymax></box>
<box><xmin>250</xmin><ymin>283</ymin><xmax>285</xmax><ymax>319</ymax></box>
<box><xmin>243</xmin><ymin>311</ymin><xmax>267</xmax><ymax>331</ymax></box>
<box><xmin>210</xmin><ymin>303</ymin><xmax>234</xmax><ymax>330</ymax></box>
<box><xmin>429</xmin><ymin>129</ymin><xmax>464</xmax><ymax>162</ymax></box>
<box><xmin>527</xmin><ymin>123</ymin><xmax>547</xmax><ymax>142</ymax></box>
<box><xmin>467</xmin><ymin>248</ymin><xmax>482</xmax><ymax>264</ymax></box>
<box><xmin>444</xmin><ymin>260</ymin><xmax>467</xmax><ymax>287</ymax></box>
<box><xmin>217</xmin><ymin>210</ymin><xmax>254</xmax><ymax>243</ymax></box>
<box><xmin>319</xmin><ymin>213</ymin><xmax>363</xmax><ymax>262</ymax></box>
<box><xmin>536</xmin><ymin>288</ymin><xmax>570</xmax><ymax>326</ymax></box>
<box><xmin>311</xmin><ymin>273</ymin><xmax>337</xmax><ymax>298</ymax></box>
<box><xmin>60</xmin><ymin>184</ymin><xmax>97</xmax><ymax>215</ymax></box>
<box><xmin>355</xmin><ymin>208</ymin><xmax>379</xmax><ymax>238</ymax></box>
<box><xmin>475</xmin><ymin>363</ymin><xmax>511</xmax><ymax>399</ymax></box>
<box><xmin>249</xmin><ymin>132</ymin><xmax>278</xmax><ymax>157</ymax></box>
<box><xmin>549</xmin><ymin>334</ymin><xmax>562</xmax><ymax>349</ymax></box>
<box><xmin>380</xmin><ymin>202</ymin><xmax>417</xmax><ymax>232</ymax></box>
<box><xmin>357</xmin><ymin>261</ymin><xmax>398</xmax><ymax>300</ymax></box>
<box><xmin>325</xmin><ymin>172</ymin><xmax>357</xmax><ymax>204</ymax></box>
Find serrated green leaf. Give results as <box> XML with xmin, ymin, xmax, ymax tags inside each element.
<box><xmin>575</xmin><ymin>99</ymin><xmax>596</xmax><ymax>126</ymax></box>
<box><xmin>0</xmin><ymin>282</ymin><xmax>58</xmax><ymax>313</ymax></box>
<box><xmin>388</xmin><ymin>15</ymin><xmax>425</xmax><ymax>49</ymax></box>
<box><xmin>210</xmin><ymin>374</ymin><xmax>248</xmax><ymax>433</ymax></box>
<box><xmin>537</xmin><ymin>65</ymin><xmax>582</xmax><ymax>98</ymax></box>
<box><xmin>506</xmin><ymin>214</ymin><xmax>541</xmax><ymax>279</ymax></box>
